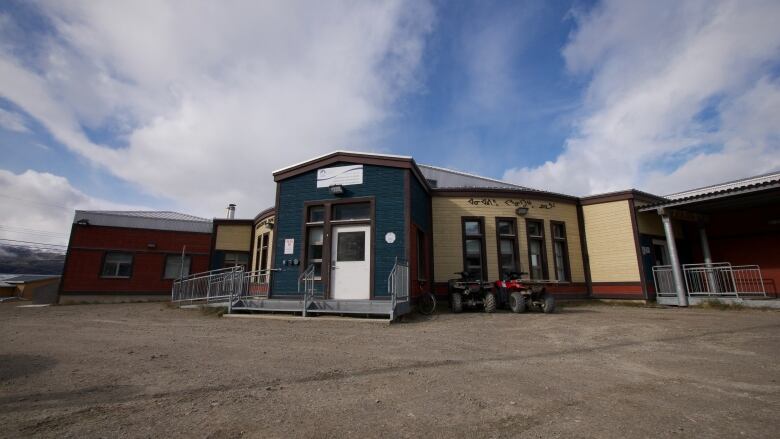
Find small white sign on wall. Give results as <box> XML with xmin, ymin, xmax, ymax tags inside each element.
<box><xmin>316</xmin><ymin>165</ymin><xmax>363</xmax><ymax>188</ymax></box>
<box><xmin>284</xmin><ymin>239</ymin><xmax>294</xmax><ymax>255</ymax></box>
<box><xmin>385</xmin><ymin>232</ymin><xmax>396</xmax><ymax>244</ymax></box>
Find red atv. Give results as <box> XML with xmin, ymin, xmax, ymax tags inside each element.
<box><xmin>495</xmin><ymin>271</ymin><xmax>556</xmax><ymax>314</ymax></box>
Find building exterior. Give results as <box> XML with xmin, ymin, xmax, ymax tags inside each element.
<box><xmin>637</xmin><ymin>172</ymin><xmax>780</xmax><ymax>305</ymax></box>
<box><xmin>65</xmin><ymin>152</ymin><xmax>779</xmax><ymax>312</ymax></box>
<box><xmin>270</xmin><ymin>152</ymin><xmax>428</xmax><ymax>301</ymax></box>
<box><xmin>0</xmin><ymin>274</ymin><xmax>61</xmax><ymax>303</ymax></box>
<box><xmin>59</xmin><ymin>211</ymin><xmax>213</xmax><ymax>303</ymax></box>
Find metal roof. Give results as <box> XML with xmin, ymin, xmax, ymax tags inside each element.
<box><xmin>638</xmin><ymin>171</ymin><xmax>780</xmax><ymax>212</ymax></box>
<box><xmin>417</xmin><ymin>164</ymin><xmax>531</xmax><ymax>190</ymax></box>
<box><xmin>74</xmin><ymin>210</ymin><xmax>213</xmax><ymax>234</ymax></box>
<box><xmin>0</xmin><ymin>274</ymin><xmax>60</xmax><ymax>285</ymax></box>
<box><xmin>80</xmin><ymin>210</ymin><xmax>210</xmax><ymax>222</ymax></box>
<box><xmin>664</xmin><ymin>171</ymin><xmax>780</xmax><ymax>200</ymax></box>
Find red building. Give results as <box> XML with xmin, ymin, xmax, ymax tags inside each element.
<box><xmin>59</xmin><ymin>211</ymin><xmax>213</xmax><ymax>304</ymax></box>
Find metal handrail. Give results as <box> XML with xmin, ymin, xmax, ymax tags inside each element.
<box><xmin>653</xmin><ymin>262</ymin><xmax>766</xmax><ymax>299</ymax></box>
<box><xmin>388</xmin><ymin>258</ymin><xmax>410</xmax><ymax>320</ymax></box>
<box><xmin>171</xmin><ymin>266</ymin><xmax>245</xmax><ymax>304</ymax></box>
<box><xmin>298</xmin><ymin>265</ymin><xmax>316</xmax><ymax>317</ymax></box>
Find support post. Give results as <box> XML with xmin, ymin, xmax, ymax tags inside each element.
<box><xmin>659</xmin><ymin>209</ymin><xmax>688</xmax><ymax>306</ymax></box>
<box><xmin>698</xmin><ymin>223</ymin><xmax>719</xmax><ymax>294</ymax></box>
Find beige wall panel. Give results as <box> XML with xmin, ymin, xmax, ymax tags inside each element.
<box><xmin>636</xmin><ymin>212</ymin><xmax>684</xmax><ymax>239</ymax></box>
<box><xmin>215</xmin><ymin>225</ymin><xmax>252</xmax><ymax>252</ymax></box>
<box><xmin>582</xmin><ymin>201</ymin><xmax>640</xmax><ymax>282</ymax></box>
<box><xmin>432</xmin><ymin>197</ymin><xmax>585</xmax><ymax>283</ymax></box>
<box><xmin>251</xmin><ymin>217</ymin><xmax>275</xmax><ymax>271</ymax></box>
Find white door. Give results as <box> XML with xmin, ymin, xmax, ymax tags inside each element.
<box><xmin>331</xmin><ymin>225</ymin><xmax>371</xmax><ymax>299</ymax></box>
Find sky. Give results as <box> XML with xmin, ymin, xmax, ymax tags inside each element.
<box><xmin>1</xmin><ymin>0</ymin><xmax>779</xmax><ymax>246</ymax></box>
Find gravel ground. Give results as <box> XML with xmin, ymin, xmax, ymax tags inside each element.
<box><xmin>0</xmin><ymin>302</ymin><xmax>778</xmax><ymax>438</ymax></box>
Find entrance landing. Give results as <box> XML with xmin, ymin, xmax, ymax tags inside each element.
<box><xmin>657</xmin><ymin>296</ymin><xmax>780</xmax><ymax>309</ymax></box>
<box><xmin>230</xmin><ymin>297</ymin><xmax>410</xmax><ymax>319</ymax></box>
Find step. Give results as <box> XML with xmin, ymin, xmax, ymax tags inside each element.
<box><xmin>230</xmin><ymin>297</ymin><xmax>410</xmax><ymax>317</ymax></box>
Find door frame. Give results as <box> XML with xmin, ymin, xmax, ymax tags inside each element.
<box><xmin>651</xmin><ymin>238</ymin><xmax>670</xmax><ymax>266</ymax></box>
<box><xmin>300</xmin><ymin>196</ymin><xmax>375</xmax><ymax>299</ymax></box>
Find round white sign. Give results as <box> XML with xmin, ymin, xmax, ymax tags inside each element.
<box><xmin>385</xmin><ymin>232</ymin><xmax>396</xmax><ymax>244</ymax></box>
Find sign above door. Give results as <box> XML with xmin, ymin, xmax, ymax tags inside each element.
<box><xmin>317</xmin><ymin>165</ymin><xmax>363</xmax><ymax>188</ymax></box>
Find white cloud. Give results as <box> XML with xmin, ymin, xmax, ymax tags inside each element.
<box><xmin>0</xmin><ymin>107</ymin><xmax>29</xmax><ymax>132</ymax></box>
<box><xmin>0</xmin><ymin>1</ymin><xmax>434</xmax><ymax>217</ymax></box>
<box><xmin>503</xmin><ymin>0</ymin><xmax>780</xmax><ymax>195</ymax></box>
<box><xmin>0</xmin><ymin>169</ymin><xmax>142</xmax><ymax>246</ymax></box>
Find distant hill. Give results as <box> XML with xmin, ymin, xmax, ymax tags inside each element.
<box><xmin>0</xmin><ymin>245</ymin><xmax>65</xmax><ymax>275</ymax></box>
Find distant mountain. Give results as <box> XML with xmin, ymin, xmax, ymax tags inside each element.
<box><xmin>0</xmin><ymin>245</ymin><xmax>65</xmax><ymax>275</ymax></box>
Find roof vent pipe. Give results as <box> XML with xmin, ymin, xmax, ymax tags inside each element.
<box><xmin>226</xmin><ymin>204</ymin><xmax>236</xmax><ymax>219</ymax></box>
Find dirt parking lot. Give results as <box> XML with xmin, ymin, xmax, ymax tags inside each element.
<box><xmin>0</xmin><ymin>302</ymin><xmax>778</xmax><ymax>438</ymax></box>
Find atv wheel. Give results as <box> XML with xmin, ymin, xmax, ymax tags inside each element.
<box><xmin>484</xmin><ymin>292</ymin><xmax>497</xmax><ymax>313</ymax></box>
<box><xmin>451</xmin><ymin>292</ymin><xmax>463</xmax><ymax>313</ymax></box>
<box><xmin>541</xmin><ymin>293</ymin><xmax>556</xmax><ymax>314</ymax></box>
<box><xmin>509</xmin><ymin>292</ymin><xmax>526</xmax><ymax>313</ymax></box>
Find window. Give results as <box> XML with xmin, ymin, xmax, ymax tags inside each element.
<box><xmin>336</xmin><ymin>231</ymin><xmax>365</xmax><ymax>261</ymax></box>
<box><xmin>257</xmin><ymin>232</ymin><xmax>271</xmax><ymax>270</ymax></box>
<box><xmin>526</xmin><ymin>220</ymin><xmax>547</xmax><ymax>280</ymax></box>
<box><xmin>496</xmin><ymin>218</ymin><xmax>519</xmax><ymax>277</ymax></box>
<box><xmin>332</xmin><ymin>202</ymin><xmax>370</xmax><ymax>221</ymax></box>
<box><xmin>551</xmin><ymin>222</ymin><xmax>570</xmax><ymax>281</ymax></box>
<box><xmin>164</xmin><ymin>255</ymin><xmax>191</xmax><ymax>279</ymax></box>
<box><xmin>223</xmin><ymin>252</ymin><xmax>249</xmax><ymax>269</ymax></box>
<box><xmin>416</xmin><ymin>229</ymin><xmax>426</xmax><ymax>281</ymax></box>
<box><xmin>462</xmin><ymin>218</ymin><xmax>486</xmax><ymax>280</ymax></box>
<box><xmin>307</xmin><ymin>227</ymin><xmax>324</xmax><ymax>278</ymax></box>
<box><xmin>426</xmin><ymin>179</ymin><xmax>438</xmax><ymax>188</ymax></box>
<box><xmin>101</xmin><ymin>252</ymin><xmax>133</xmax><ymax>278</ymax></box>
<box><xmin>308</xmin><ymin>205</ymin><xmax>325</xmax><ymax>223</ymax></box>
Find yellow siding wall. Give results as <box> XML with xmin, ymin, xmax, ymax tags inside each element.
<box><xmin>251</xmin><ymin>216</ymin><xmax>275</xmax><ymax>271</ymax></box>
<box><xmin>636</xmin><ymin>211</ymin><xmax>683</xmax><ymax>238</ymax></box>
<box><xmin>582</xmin><ymin>201</ymin><xmax>640</xmax><ymax>282</ymax></box>
<box><xmin>432</xmin><ymin>196</ymin><xmax>585</xmax><ymax>283</ymax></box>
<box><xmin>215</xmin><ymin>224</ymin><xmax>252</xmax><ymax>252</ymax></box>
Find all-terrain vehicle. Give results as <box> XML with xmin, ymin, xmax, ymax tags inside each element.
<box><xmin>495</xmin><ymin>271</ymin><xmax>556</xmax><ymax>314</ymax></box>
<box><xmin>448</xmin><ymin>271</ymin><xmax>497</xmax><ymax>313</ymax></box>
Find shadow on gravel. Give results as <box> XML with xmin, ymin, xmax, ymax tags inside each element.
<box><xmin>0</xmin><ymin>354</ymin><xmax>57</xmax><ymax>381</ymax></box>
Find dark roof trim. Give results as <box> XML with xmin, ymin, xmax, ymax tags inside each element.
<box><xmin>272</xmin><ymin>151</ymin><xmax>430</xmax><ymax>194</ymax></box>
<box><xmin>253</xmin><ymin>207</ymin><xmax>275</xmax><ymax>223</ymax></box>
<box><xmin>580</xmin><ymin>189</ymin><xmax>666</xmax><ymax>206</ymax></box>
<box><xmin>432</xmin><ymin>187</ymin><xmax>579</xmax><ymax>203</ymax></box>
